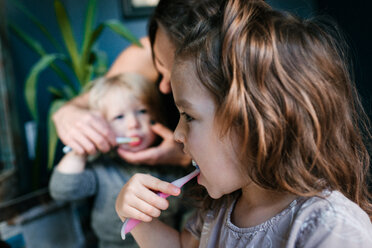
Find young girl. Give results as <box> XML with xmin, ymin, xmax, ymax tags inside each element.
<box><xmin>49</xmin><ymin>73</ymin><xmax>187</xmax><ymax>248</ymax></box>
<box><xmin>115</xmin><ymin>0</ymin><xmax>372</xmax><ymax>247</ymax></box>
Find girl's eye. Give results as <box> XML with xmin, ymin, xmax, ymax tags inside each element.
<box><xmin>114</xmin><ymin>114</ymin><xmax>124</xmax><ymax>120</ymax></box>
<box><xmin>181</xmin><ymin>112</ymin><xmax>194</xmax><ymax>122</ymax></box>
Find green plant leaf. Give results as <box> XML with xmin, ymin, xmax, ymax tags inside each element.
<box><xmin>54</xmin><ymin>0</ymin><xmax>82</xmax><ymax>82</ymax></box>
<box><xmin>62</xmin><ymin>85</ymin><xmax>78</xmax><ymax>99</ymax></box>
<box><xmin>80</xmin><ymin>20</ymin><xmax>139</xmax><ymax>82</ymax></box>
<box><xmin>81</xmin><ymin>0</ymin><xmax>97</xmax><ymax>59</ymax></box>
<box><xmin>9</xmin><ymin>23</ymin><xmax>46</xmax><ymax>56</ymax></box>
<box><xmin>92</xmin><ymin>49</ymin><xmax>108</xmax><ymax>77</ymax></box>
<box><xmin>48</xmin><ymin>86</ymin><xmax>64</xmax><ymax>98</ymax></box>
<box><xmin>103</xmin><ymin>20</ymin><xmax>142</xmax><ymax>47</ymax></box>
<box><xmin>47</xmin><ymin>99</ymin><xmax>66</xmax><ymax>169</ymax></box>
<box><xmin>80</xmin><ymin>0</ymin><xmax>98</xmax><ymax>86</ymax></box>
<box><xmin>10</xmin><ymin>24</ymin><xmax>76</xmax><ymax>91</ymax></box>
<box><xmin>10</xmin><ymin>0</ymin><xmax>64</xmax><ymax>52</ymax></box>
<box><xmin>83</xmin><ymin>20</ymin><xmax>141</xmax><ymax>61</ymax></box>
<box><xmin>81</xmin><ymin>24</ymin><xmax>104</xmax><ymax>64</ymax></box>
<box><xmin>24</xmin><ymin>54</ymin><xmax>59</xmax><ymax>120</ymax></box>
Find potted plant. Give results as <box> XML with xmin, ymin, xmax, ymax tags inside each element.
<box><xmin>9</xmin><ymin>0</ymin><xmax>141</xmax><ymax>170</ymax></box>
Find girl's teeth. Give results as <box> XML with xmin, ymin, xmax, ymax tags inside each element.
<box><xmin>192</xmin><ymin>160</ymin><xmax>200</xmax><ymax>169</ymax></box>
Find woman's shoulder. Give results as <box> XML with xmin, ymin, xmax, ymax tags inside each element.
<box><xmin>290</xmin><ymin>190</ymin><xmax>372</xmax><ymax>247</ymax></box>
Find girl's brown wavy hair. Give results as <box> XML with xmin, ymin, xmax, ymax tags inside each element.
<box><xmin>176</xmin><ymin>0</ymin><xmax>372</xmax><ymax>218</ymax></box>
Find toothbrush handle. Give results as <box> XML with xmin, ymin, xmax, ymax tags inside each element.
<box><xmin>121</xmin><ymin>192</ymin><xmax>169</xmax><ymax>239</ymax></box>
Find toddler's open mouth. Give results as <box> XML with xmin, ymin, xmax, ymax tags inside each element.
<box><xmin>128</xmin><ymin>136</ymin><xmax>141</xmax><ymax>147</ymax></box>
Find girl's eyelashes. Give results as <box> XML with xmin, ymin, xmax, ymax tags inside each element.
<box><xmin>180</xmin><ymin>112</ymin><xmax>194</xmax><ymax>122</ymax></box>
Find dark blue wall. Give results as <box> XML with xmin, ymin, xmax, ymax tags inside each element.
<box><xmin>268</xmin><ymin>0</ymin><xmax>316</xmax><ymax>17</ymax></box>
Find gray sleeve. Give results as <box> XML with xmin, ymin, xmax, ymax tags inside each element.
<box><xmin>290</xmin><ymin>194</ymin><xmax>372</xmax><ymax>248</ymax></box>
<box><xmin>298</xmin><ymin>214</ymin><xmax>372</xmax><ymax>248</ymax></box>
<box><xmin>49</xmin><ymin>168</ymin><xmax>97</xmax><ymax>201</ymax></box>
<box><xmin>185</xmin><ymin>209</ymin><xmax>205</xmax><ymax>240</ymax></box>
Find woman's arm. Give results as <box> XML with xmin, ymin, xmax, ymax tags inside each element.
<box><xmin>106</xmin><ymin>37</ymin><xmax>159</xmax><ymax>81</ymax></box>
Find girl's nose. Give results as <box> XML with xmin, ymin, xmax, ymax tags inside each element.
<box><xmin>174</xmin><ymin>121</ymin><xmax>185</xmax><ymax>144</ymax></box>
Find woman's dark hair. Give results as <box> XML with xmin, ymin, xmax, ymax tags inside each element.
<box><xmin>148</xmin><ymin>0</ymin><xmax>195</xmax><ymax>49</ymax></box>
<box><xmin>148</xmin><ymin>0</ymin><xmax>222</xmax><ymax>50</ymax></box>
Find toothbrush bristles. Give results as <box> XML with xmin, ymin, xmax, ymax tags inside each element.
<box><xmin>191</xmin><ymin>160</ymin><xmax>200</xmax><ymax>170</ymax></box>
<box><xmin>116</xmin><ymin>137</ymin><xmax>139</xmax><ymax>144</ymax></box>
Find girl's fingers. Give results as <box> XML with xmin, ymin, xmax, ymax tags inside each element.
<box><xmin>136</xmin><ymin>174</ymin><xmax>181</xmax><ymax>198</ymax></box>
<box><xmin>135</xmin><ymin>184</ymin><xmax>169</xmax><ymax>210</ymax></box>
<box><xmin>124</xmin><ymin>205</ymin><xmax>153</xmax><ymax>222</ymax></box>
<box><xmin>116</xmin><ymin>174</ymin><xmax>181</xmax><ymax>223</ymax></box>
<box><xmin>128</xmin><ymin>196</ymin><xmax>162</xmax><ymax>219</ymax></box>
<box><xmin>116</xmin><ymin>197</ymin><xmax>154</xmax><ymax>223</ymax></box>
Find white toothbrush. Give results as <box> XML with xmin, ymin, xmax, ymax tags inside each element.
<box><xmin>62</xmin><ymin>137</ymin><xmax>140</xmax><ymax>153</ymax></box>
<box><xmin>120</xmin><ymin>161</ymin><xmax>200</xmax><ymax>240</ymax></box>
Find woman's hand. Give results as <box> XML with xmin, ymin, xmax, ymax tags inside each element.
<box><xmin>117</xmin><ymin>123</ymin><xmax>191</xmax><ymax>166</ymax></box>
<box><xmin>53</xmin><ymin>102</ymin><xmax>116</xmax><ymax>155</ymax></box>
<box><xmin>115</xmin><ymin>173</ymin><xmax>181</xmax><ymax>222</ymax></box>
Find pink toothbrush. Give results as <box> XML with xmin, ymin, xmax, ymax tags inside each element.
<box><xmin>121</xmin><ymin>165</ymin><xmax>200</xmax><ymax>240</ymax></box>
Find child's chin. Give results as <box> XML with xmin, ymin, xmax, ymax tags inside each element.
<box><xmin>127</xmin><ymin>147</ymin><xmax>144</xmax><ymax>152</ymax></box>
<box><xmin>205</xmin><ymin>188</ymin><xmax>223</xmax><ymax>200</ymax></box>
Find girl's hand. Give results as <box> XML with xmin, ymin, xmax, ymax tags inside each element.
<box><xmin>115</xmin><ymin>174</ymin><xmax>181</xmax><ymax>222</ymax></box>
<box><xmin>53</xmin><ymin>103</ymin><xmax>116</xmax><ymax>155</ymax></box>
<box><xmin>117</xmin><ymin>123</ymin><xmax>191</xmax><ymax>166</ymax></box>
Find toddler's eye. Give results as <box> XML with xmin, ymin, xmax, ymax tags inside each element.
<box><xmin>137</xmin><ymin>109</ymin><xmax>148</xmax><ymax>115</ymax></box>
<box><xmin>181</xmin><ymin>112</ymin><xmax>194</xmax><ymax>122</ymax></box>
<box><xmin>114</xmin><ymin>114</ymin><xmax>124</xmax><ymax>120</ymax></box>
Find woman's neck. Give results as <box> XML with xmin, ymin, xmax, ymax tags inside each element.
<box><xmin>231</xmin><ymin>183</ymin><xmax>297</xmax><ymax>228</ymax></box>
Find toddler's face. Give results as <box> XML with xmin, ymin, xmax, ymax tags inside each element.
<box><xmin>171</xmin><ymin>60</ymin><xmax>248</xmax><ymax>199</ymax></box>
<box><xmin>101</xmin><ymin>89</ymin><xmax>157</xmax><ymax>152</ymax></box>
